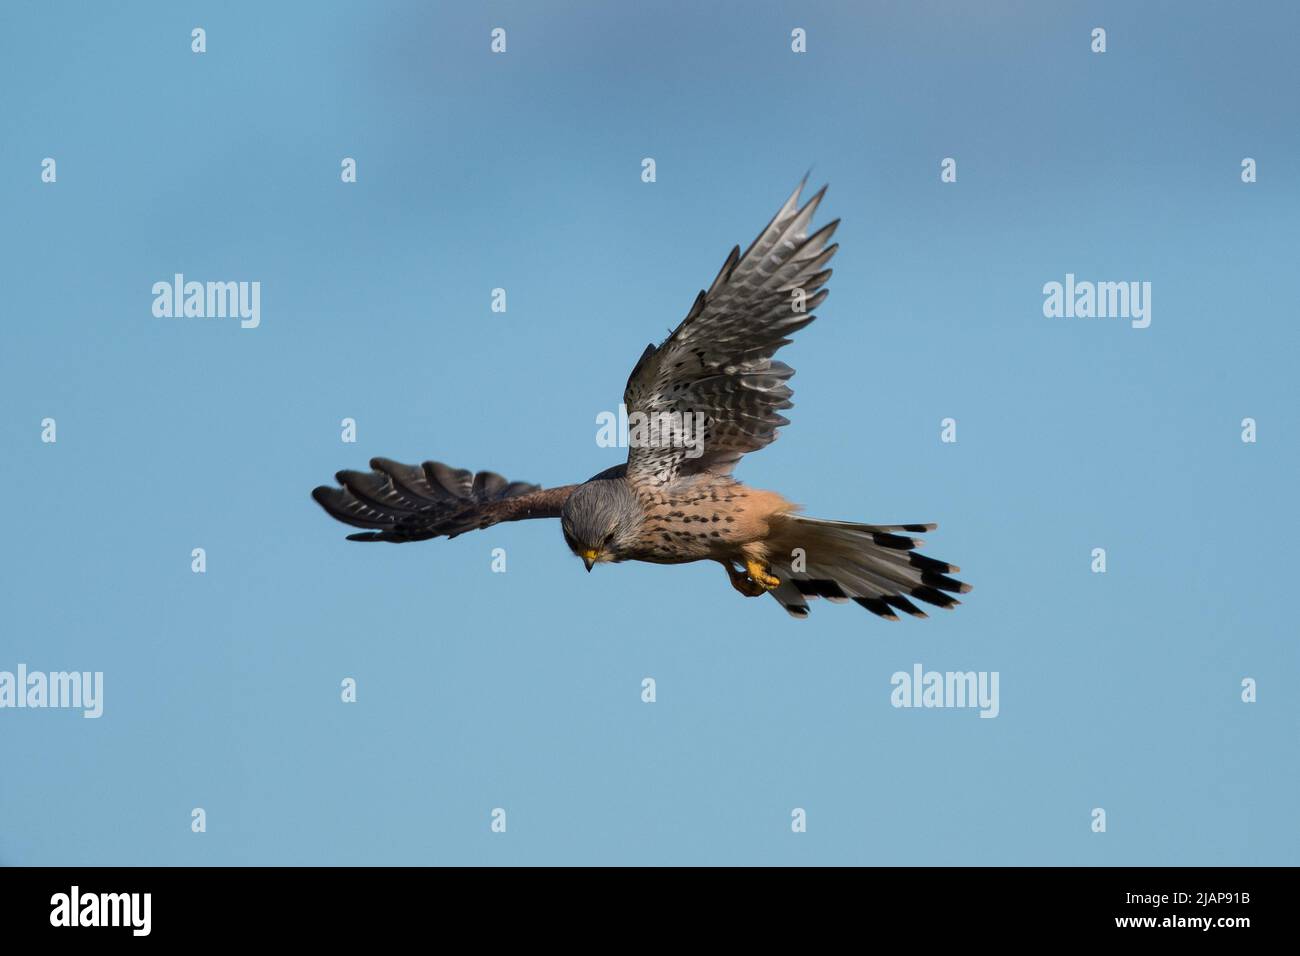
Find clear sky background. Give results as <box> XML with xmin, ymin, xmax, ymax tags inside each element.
<box><xmin>1</xmin><ymin>1</ymin><xmax>1296</xmax><ymax>865</ymax></box>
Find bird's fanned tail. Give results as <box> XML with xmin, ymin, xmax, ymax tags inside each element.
<box><xmin>765</xmin><ymin>514</ymin><xmax>970</xmax><ymax>619</ymax></box>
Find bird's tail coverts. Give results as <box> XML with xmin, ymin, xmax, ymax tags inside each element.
<box><xmin>766</xmin><ymin>514</ymin><xmax>970</xmax><ymax>620</ymax></box>
<box><xmin>312</xmin><ymin>458</ymin><xmax>565</xmax><ymax>542</ymax></box>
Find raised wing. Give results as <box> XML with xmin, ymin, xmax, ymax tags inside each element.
<box><xmin>622</xmin><ymin>180</ymin><xmax>838</xmax><ymax>483</ymax></box>
<box><xmin>312</xmin><ymin>458</ymin><xmax>574</xmax><ymax>542</ymax></box>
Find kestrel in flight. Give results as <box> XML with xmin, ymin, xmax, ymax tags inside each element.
<box><xmin>312</xmin><ymin>181</ymin><xmax>970</xmax><ymax>619</ymax></box>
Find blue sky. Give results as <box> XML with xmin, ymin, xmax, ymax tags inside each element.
<box><xmin>1</xmin><ymin>0</ymin><xmax>1296</xmax><ymax>865</ymax></box>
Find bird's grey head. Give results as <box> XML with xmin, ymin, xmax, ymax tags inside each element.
<box><xmin>561</xmin><ymin>479</ymin><xmax>643</xmax><ymax>571</ymax></box>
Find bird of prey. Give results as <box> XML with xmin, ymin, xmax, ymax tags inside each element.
<box><xmin>312</xmin><ymin>181</ymin><xmax>970</xmax><ymax>619</ymax></box>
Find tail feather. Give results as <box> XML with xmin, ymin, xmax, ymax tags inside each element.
<box><xmin>766</xmin><ymin>514</ymin><xmax>970</xmax><ymax>620</ymax></box>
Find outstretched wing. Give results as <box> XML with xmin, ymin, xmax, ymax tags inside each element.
<box><xmin>622</xmin><ymin>180</ymin><xmax>838</xmax><ymax>483</ymax></box>
<box><xmin>312</xmin><ymin>458</ymin><xmax>575</xmax><ymax>542</ymax></box>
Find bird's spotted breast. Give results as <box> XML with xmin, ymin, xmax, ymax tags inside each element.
<box><xmin>627</xmin><ymin>476</ymin><xmax>790</xmax><ymax>563</ymax></box>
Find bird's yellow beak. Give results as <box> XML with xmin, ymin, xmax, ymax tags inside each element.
<box><xmin>581</xmin><ymin>549</ymin><xmax>599</xmax><ymax>572</ymax></box>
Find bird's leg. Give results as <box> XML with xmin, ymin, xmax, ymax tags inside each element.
<box><xmin>723</xmin><ymin>561</ymin><xmax>766</xmax><ymax>597</ymax></box>
<box><xmin>743</xmin><ymin>557</ymin><xmax>781</xmax><ymax>592</ymax></box>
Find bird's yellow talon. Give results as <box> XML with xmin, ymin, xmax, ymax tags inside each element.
<box><xmin>724</xmin><ymin>562</ymin><xmax>766</xmax><ymax>597</ymax></box>
<box><xmin>744</xmin><ymin>558</ymin><xmax>781</xmax><ymax>591</ymax></box>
